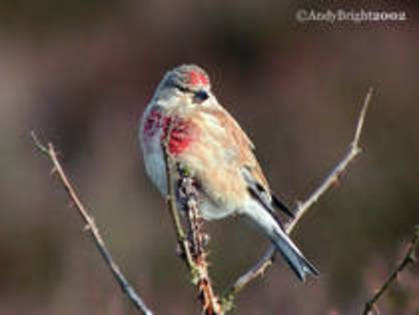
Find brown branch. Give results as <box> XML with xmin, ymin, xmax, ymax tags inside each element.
<box><xmin>363</xmin><ymin>225</ymin><xmax>419</xmax><ymax>315</ymax></box>
<box><xmin>30</xmin><ymin>131</ymin><xmax>153</xmax><ymax>315</ymax></box>
<box><xmin>221</xmin><ymin>87</ymin><xmax>374</xmax><ymax>311</ymax></box>
<box><xmin>162</xmin><ymin>127</ymin><xmax>222</xmax><ymax>314</ymax></box>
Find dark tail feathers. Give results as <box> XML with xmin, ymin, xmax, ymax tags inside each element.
<box><xmin>271</xmin><ymin>229</ymin><xmax>319</xmax><ymax>281</ymax></box>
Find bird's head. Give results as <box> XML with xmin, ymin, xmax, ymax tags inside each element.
<box><xmin>153</xmin><ymin>64</ymin><xmax>213</xmax><ymax>108</ymax></box>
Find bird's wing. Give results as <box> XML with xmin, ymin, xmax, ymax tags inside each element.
<box><xmin>201</xmin><ymin>106</ymin><xmax>267</xmax><ymax>183</ymax></box>
<box><xmin>174</xmin><ymin>104</ymin><xmax>292</xmax><ymax>217</ymax></box>
<box><xmin>209</xmin><ymin>106</ymin><xmax>295</xmax><ymax>218</ymax></box>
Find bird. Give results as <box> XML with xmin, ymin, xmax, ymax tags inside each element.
<box><xmin>139</xmin><ymin>64</ymin><xmax>319</xmax><ymax>281</ymax></box>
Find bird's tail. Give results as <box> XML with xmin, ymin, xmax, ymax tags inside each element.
<box><xmin>271</xmin><ymin>227</ymin><xmax>319</xmax><ymax>281</ymax></box>
<box><xmin>242</xmin><ymin>202</ymin><xmax>319</xmax><ymax>281</ymax></box>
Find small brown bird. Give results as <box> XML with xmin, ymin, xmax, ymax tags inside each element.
<box><xmin>139</xmin><ymin>64</ymin><xmax>318</xmax><ymax>281</ymax></box>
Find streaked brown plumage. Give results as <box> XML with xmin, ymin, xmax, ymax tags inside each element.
<box><xmin>139</xmin><ymin>64</ymin><xmax>318</xmax><ymax>281</ymax></box>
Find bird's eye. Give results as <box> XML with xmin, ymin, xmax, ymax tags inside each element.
<box><xmin>193</xmin><ymin>90</ymin><xmax>209</xmax><ymax>103</ymax></box>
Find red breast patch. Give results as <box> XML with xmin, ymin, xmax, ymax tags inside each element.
<box><xmin>144</xmin><ymin>109</ymin><xmax>194</xmax><ymax>155</ymax></box>
<box><xmin>162</xmin><ymin>116</ymin><xmax>194</xmax><ymax>155</ymax></box>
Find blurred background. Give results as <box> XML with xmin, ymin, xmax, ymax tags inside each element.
<box><xmin>1</xmin><ymin>1</ymin><xmax>418</xmax><ymax>314</ymax></box>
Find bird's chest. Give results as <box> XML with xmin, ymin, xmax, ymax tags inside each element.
<box><xmin>140</xmin><ymin>108</ymin><xmax>197</xmax><ymax>194</ymax></box>
<box><xmin>142</xmin><ymin>109</ymin><xmax>195</xmax><ymax>155</ymax></box>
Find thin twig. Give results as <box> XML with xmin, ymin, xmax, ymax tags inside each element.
<box><xmin>221</xmin><ymin>87</ymin><xmax>374</xmax><ymax>311</ymax></box>
<box><xmin>363</xmin><ymin>225</ymin><xmax>419</xmax><ymax>315</ymax></box>
<box><xmin>286</xmin><ymin>86</ymin><xmax>373</xmax><ymax>233</ymax></box>
<box><xmin>30</xmin><ymin>131</ymin><xmax>153</xmax><ymax>315</ymax></box>
<box><xmin>162</xmin><ymin>124</ymin><xmax>222</xmax><ymax>314</ymax></box>
<box><xmin>165</xmin><ymin>156</ymin><xmax>196</xmax><ymax>270</ymax></box>
<box><xmin>182</xmin><ymin>177</ymin><xmax>222</xmax><ymax>315</ymax></box>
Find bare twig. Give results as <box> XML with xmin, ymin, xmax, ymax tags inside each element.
<box><xmin>221</xmin><ymin>87</ymin><xmax>374</xmax><ymax>311</ymax></box>
<box><xmin>363</xmin><ymin>225</ymin><xmax>419</xmax><ymax>315</ymax></box>
<box><xmin>165</xmin><ymin>156</ymin><xmax>196</xmax><ymax>270</ymax></box>
<box><xmin>162</xmin><ymin>125</ymin><xmax>222</xmax><ymax>314</ymax></box>
<box><xmin>31</xmin><ymin>131</ymin><xmax>153</xmax><ymax>315</ymax></box>
<box><xmin>286</xmin><ymin>87</ymin><xmax>372</xmax><ymax>233</ymax></box>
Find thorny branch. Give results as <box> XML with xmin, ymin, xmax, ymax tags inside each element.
<box><xmin>221</xmin><ymin>87</ymin><xmax>374</xmax><ymax>311</ymax></box>
<box><xmin>163</xmin><ymin>128</ymin><xmax>222</xmax><ymax>315</ymax></box>
<box><xmin>30</xmin><ymin>131</ymin><xmax>153</xmax><ymax>315</ymax></box>
<box><xmin>363</xmin><ymin>225</ymin><xmax>419</xmax><ymax>315</ymax></box>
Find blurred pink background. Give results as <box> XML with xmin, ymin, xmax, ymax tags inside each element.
<box><xmin>0</xmin><ymin>1</ymin><xmax>418</xmax><ymax>314</ymax></box>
